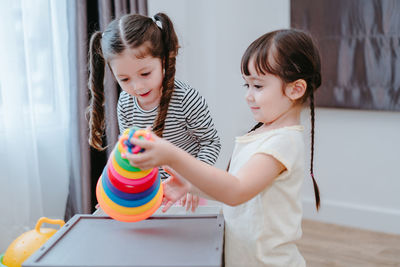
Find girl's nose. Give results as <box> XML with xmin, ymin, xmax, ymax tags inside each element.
<box><xmin>131</xmin><ymin>81</ymin><xmax>141</xmax><ymax>92</ymax></box>
<box><xmin>245</xmin><ymin>89</ymin><xmax>254</xmax><ymax>102</ymax></box>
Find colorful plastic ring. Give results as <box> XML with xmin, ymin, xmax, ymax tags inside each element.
<box><xmin>98</xmin><ymin>178</ymin><xmax>162</xmax><ymax>215</ymax></box>
<box><xmin>107</xmin><ymin>163</ymin><xmax>158</xmax><ymax>193</ymax></box>
<box><xmin>118</xmin><ymin>139</ymin><xmax>145</xmax><ymax>155</ymax></box>
<box><xmin>102</xmin><ymin>175</ymin><xmax>160</xmax><ymax>207</ymax></box>
<box><xmin>114</xmin><ymin>145</ymin><xmax>141</xmax><ymax>172</ymax></box>
<box><xmin>111</xmin><ymin>153</ymin><xmax>152</xmax><ymax>179</ymax></box>
<box><xmin>102</xmin><ymin>167</ymin><xmax>158</xmax><ymax>200</ymax></box>
<box><xmin>133</xmin><ymin>129</ymin><xmax>152</xmax><ymax>140</ymax></box>
<box><xmin>108</xmin><ymin>157</ymin><xmax>157</xmax><ymax>186</ymax></box>
<box><xmin>96</xmin><ymin>181</ymin><xmax>163</xmax><ymax>222</ymax></box>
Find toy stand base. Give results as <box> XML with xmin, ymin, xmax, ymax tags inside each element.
<box><xmin>23</xmin><ymin>213</ymin><xmax>224</xmax><ymax>267</ymax></box>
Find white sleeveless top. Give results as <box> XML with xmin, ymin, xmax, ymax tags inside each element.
<box><xmin>223</xmin><ymin>126</ymin><xmax>306</xmax><ymax>267</ymax></box>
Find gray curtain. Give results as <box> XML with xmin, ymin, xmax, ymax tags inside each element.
<box><xmin>65</xmin><ymin>0</ymin><xmax>148</xmax><ymax>220</ymax></box>
<box><xmin>291</xmin><ymin>0</ymin><xmax>400</xmax><ymax>111</ymax></box>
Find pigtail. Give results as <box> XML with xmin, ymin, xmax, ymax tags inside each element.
<box><xmin>249</xmin><ymin>122</ymin><xmax>263</xmax><ymax>132</ymax></box>
<box><xmin>152</xmin><ymin>13</ymin><xmax>179</xmax><ymax>137</ymax></box>
<box><xmin>309</xmin><ymin>90</ymin><xmax>320</xmax><ymax>210</ymax></box>
<box><xmin>226</xmin><ymin>122</ymin><xmax>264</xmax><ymax>171</ymax></box>
<box><xmin>87</xmin><ymin>31</ymin><xmax>107</xmax><ymax>151</ymax></box>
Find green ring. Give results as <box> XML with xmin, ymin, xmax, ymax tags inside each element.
<box><xmin>0</xmin><ymin>254</ymin><xmax>6</xmax><ymax>267</ymax></box>
<box><xmin>114</xmin><ymin>145</ymin><xmax>142</xmax><ymax>172</ymax></box>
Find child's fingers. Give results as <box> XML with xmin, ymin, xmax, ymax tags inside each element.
<box><xmin>161</xmin><ymin>197</ymin><xmax>169</xmax><ymax>206</ymax></box>
<box><xmin>191</xmin><ymin>195</ymin><xmax>199</xmax><ymax>212</ymax></box>
<box><xmin>163</xmin><ymin>166</ymin><xmax>172</xmax><ymax>176</ymax></box>
<box><xmin>163</xmin><ymin>166</ymin><xmax>181</xmax><ymax>178</ymax></box>
<box><xmin>125</xmin><ymin>153</ymin><xmax>154</xmax><ymax>170</ymax></box>
<box><xmin>185</xmin><ymin>193</ymin><xmax>192</xmax><ymax>211</ymax></box>
<box><xmin>129</xmin><ymin>137</ymin><xmax>152</xmax><ymax>149</ymax></box>
<box><xmin>181</xmin><ymin>194</ymin><xmax>187</xmax><ymax>207</ymax></box>
<box><xmin>162</xmin><ymin>200</ymin><xmax>174</xmax><ymax>213</ymax></box>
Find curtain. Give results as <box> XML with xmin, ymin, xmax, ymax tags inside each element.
<box><xmin>0</xmin><ymin>0</ymin><xmax>72</xmax><ymax>252</ymax></box>
<box><xmin>291</xmin><ymin>0</ymin><xmax>400</xmax><ymax>111</ymax></box>
<box><xmin>65</xmin><ymin>0</ymin><xmax>148</xmax><ymax>218</ymax></box>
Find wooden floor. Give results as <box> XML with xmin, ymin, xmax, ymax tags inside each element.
<box><xmin>297</xmin><ymin>219</ymin><xmax>400</xmax><ymax>267</ymax></box>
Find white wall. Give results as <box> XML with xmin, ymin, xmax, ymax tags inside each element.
<box><xmin>149</xmin><ymin>0</ymin><xmax>400</xmax><ymax>234</ymax></box>
<box><xmin>301</xmin><ymin>108</ymin><xmax>400</xmax><ymax>234</ymax></box>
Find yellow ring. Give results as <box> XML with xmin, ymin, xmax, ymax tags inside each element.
<box><xmin>99</xmin><ymin>178</ymin><xmax>162</xmax><ymax>215</ymax></box>
<box><xmin>117</xmin><ymin>141</ymin><xmax>128</xmax><ymax>155</ymax></box>
<box><xmin>111</xmin><ymin>152</ymin><xmax>152</xmax><ymax>179</ymax></box>
<box><xmin>122</xmin><ymin>128</ymin><xmax>130</xmax><ymax>135</ymax></box>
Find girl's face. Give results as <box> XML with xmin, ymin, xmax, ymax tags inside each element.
<box><xmin>243</xmin><ymin>59</ymin><xmax>294</xmax><ymax>126</ymax></box>
<box><xmin>110</xmin><ymin>48</ymin><xmax>164</xmax><ymax>110</ymax></box>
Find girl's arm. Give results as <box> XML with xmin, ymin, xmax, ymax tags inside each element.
<box><xmin>127</xmin><ymin>133</ymin><xmax>285</xmax><ymax>206</ymax></box>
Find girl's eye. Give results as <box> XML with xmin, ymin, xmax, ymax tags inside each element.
<box><xmin>141</xmin><ymin>72</ymin><xmax>151</xmax><ymax>77</ymax></box>
<box><xmin>243</xmin><ymin>83</ymin><xmax>249</xmax><ymax>88</ymax></box>
<box><xmin>120</xmin><ymin>78</ymin><xmax>129</xmax><ymax>83</ymax></box>
<box><xmin>254</xmin><ymin>85</ymin><xmax>263</xmax><ymax>89</ymax></box>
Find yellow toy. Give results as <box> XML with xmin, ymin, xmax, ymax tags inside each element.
<box><xmin>1</xmin><ymin>217</ymin><xmax>64</xmax><ymax>267</ymax></box>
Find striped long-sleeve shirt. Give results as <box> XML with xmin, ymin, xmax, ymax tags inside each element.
<box><xmin>117</xmin><ymin>79</ymin><xmax>221</xmax><ymax>179</ymax></box>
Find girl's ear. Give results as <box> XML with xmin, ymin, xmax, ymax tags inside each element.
<box><xmin>285</xmin><ymin>79</ymin><xmax>307</xmax><ymax>101</ymax></box>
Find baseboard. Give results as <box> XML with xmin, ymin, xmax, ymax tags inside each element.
<box><xmin>302</xmin><ymin>198</ymin><xmax>400</xmax><ymax>235</ymax></box>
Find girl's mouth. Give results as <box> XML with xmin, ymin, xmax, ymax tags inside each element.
<box><xmin>139</xmin><ymin>91</ymin><xmax>151</xmax><ymax>97</ymax></box>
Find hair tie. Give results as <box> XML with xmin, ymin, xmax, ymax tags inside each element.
<box><xmin>151</xmin><ymin>16</ymin><xmax>163</xmax><ymax>29</ymax></box>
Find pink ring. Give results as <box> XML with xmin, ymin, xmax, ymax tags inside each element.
<box><xmin>107</xmin><ymin>161</ymin><xmax>158</xmax><ymax>193</ymax></box>
<box><xmin>108</xmin><ymin>157</ymin><xmax>157</xmax><ymax>186</ymax></box>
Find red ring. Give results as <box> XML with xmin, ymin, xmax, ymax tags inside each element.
<box><xmin>107</xmin><ymin>159</ymin><xmax>158</xmax><ymax>193</ymax></box>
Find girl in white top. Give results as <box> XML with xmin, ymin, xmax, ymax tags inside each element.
<box><xmin>125</xmin><ymin>29</ymin><xmax>321</xmax><ymax>266</ymax></box>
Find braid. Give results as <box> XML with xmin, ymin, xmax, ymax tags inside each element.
<box><xmin>152</xmin><ymin>13</ymin><xmax>178</xmax><ymax>137</ymax></box>
<box><xmin>87</xmin><ymin>31</ymin><xmax>107</xmax><ymax>151</ymax></box>
<box><xmin>309</xmin><ymin>90</ymin><xmax>320</xmax><ymax>210</ymax></box>
<box><xmin>226</xmin><ymin>122</ymin><xmax>264</xmax><ymax>171</ymax></box>
<box><xmin>249</xmin><ymin>122</ymin><xmax>263</xmax><ymax>133</ymax></box>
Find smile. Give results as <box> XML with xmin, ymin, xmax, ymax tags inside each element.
<box><xmin>139</xmin><ymin>91</ymin><xmax>151</xmax><ymax>97</ymax></box>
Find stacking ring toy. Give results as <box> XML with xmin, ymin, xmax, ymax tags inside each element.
<box><xmin>95</xmin><ymin>127</ymin><xmax>162</xmax><ymax>222</ymax></box>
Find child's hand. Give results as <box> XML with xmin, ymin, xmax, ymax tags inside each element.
<box><xmin>180</xmin><ymin>193</ymin><xmax>200</xmax><ymax>212</ymax></box>
<box><xmin>161</xmin><ymin>166</ymin><xmax>191</xmax><ymax>212</ymax></box>
<box><xmin>124</xmin><ymin>131</ymin><xmax>173</xmax><ymax>169</ymax></box>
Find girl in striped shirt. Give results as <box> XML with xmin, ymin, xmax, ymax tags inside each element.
<box><xmin>87</xmin><ymin>13</ymin><xmax>221</xmax><ymax>211</ymax></box>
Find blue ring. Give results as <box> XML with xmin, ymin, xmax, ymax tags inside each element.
<box><xmin>102</xmin><ymin>166</ymin><xmax>159</xmax><ymax>200</ymax></box>
<box><xmin>102</xmin><ymin>174</ymin><xmax>160</xmax><ymax>207</ymax></box>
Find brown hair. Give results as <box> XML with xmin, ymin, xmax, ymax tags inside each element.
<box><xmin>241</xmin><ymin>29</ymin><xmax>321</xmax><ymax>210</ymax></box>
<box><xmin>87</xmin><ymin>13</ymin><xmax>179</xmax><ymax>150</ymax></box>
